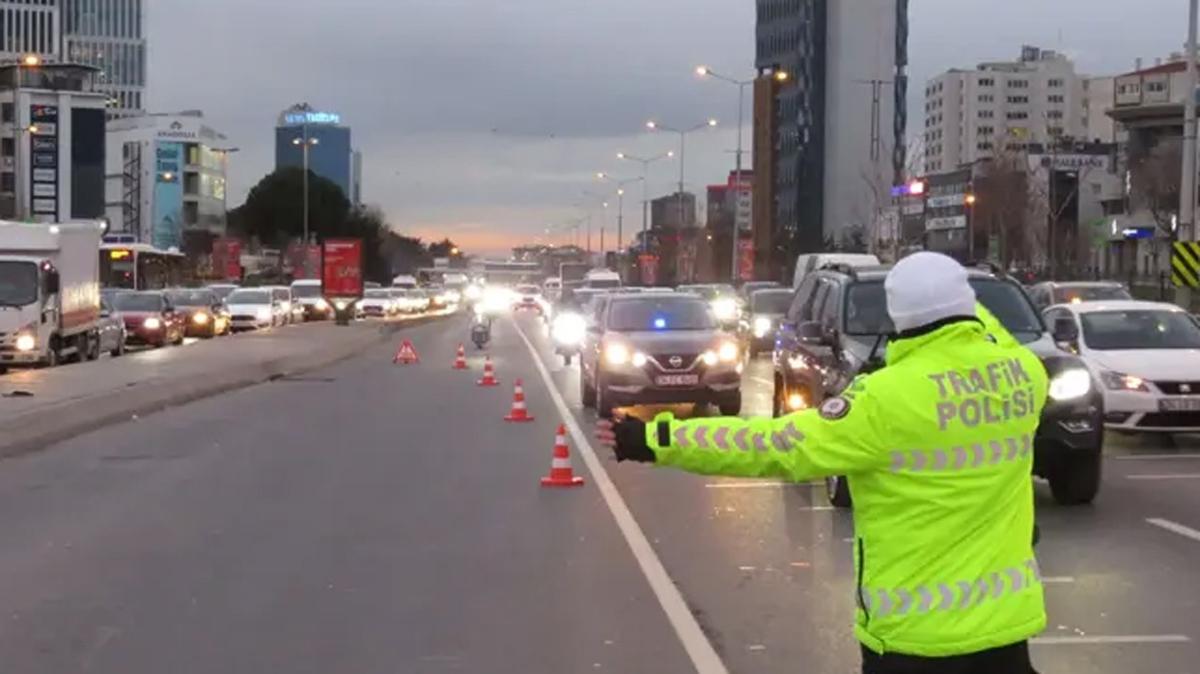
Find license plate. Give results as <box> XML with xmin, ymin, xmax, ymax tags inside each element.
<box><xmin>655</xmin><ymin>374</ymin><xmax>699</xmax><ymax>387</ymax></box>
<box><xmin>1159</xmin><ymin>398</ymin><xmax>1200</xmax><ymax>412</ymax></box>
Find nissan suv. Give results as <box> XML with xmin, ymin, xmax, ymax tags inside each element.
<box><xmin>772</xmin><ymin>264</ymin><xmax>1104</xmax><ymax>506</ymax></box>
<box><xmin>580</xmin><ymin>293</ymin><xmax>742</xmax><ymax>418</ymax></box>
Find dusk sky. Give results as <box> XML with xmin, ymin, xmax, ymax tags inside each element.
<box><xmin>148</xmin><ymin>0</ymin><xmax>1184</xmax><ymax>254</ymax></box>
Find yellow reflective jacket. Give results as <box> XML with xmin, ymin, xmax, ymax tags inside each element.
<box><xmin>646</xmin><ymin>308</ymin><xmax>1048</xmax><ymax>657</ymax></box>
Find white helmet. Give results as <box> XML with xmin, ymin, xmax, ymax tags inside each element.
<box><xmin>885</xmin><ymin>252</ymin><xmax>976</xmax><ymax>333</ymax></box>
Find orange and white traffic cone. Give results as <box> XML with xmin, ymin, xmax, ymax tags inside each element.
<box><xmin>393</xmin><ymin>339</ymin><xmax>420</xmax><ymax>364</ymax></box>
<box><xmin>541</xmin><ymin>424</ymin><xmax>584</xmax><ymax>487</ymax></box>
<box><xmin>477</xmin><ymin>356</ymin><xmax>499</xmax><ymax>386</ymax></box>
<box><xmin>452</xmin><ymin>344</ymin><xmax>467</xmax><ymax>370</ymax></box>
<box><xmin>504</xmin><ymin>378</ymin><xmax>535</xmax><ymax>422</ymax></box>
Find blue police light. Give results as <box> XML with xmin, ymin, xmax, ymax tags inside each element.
<box><xmin>653</xmin><ymin>317</ymin><xmax>667</xmax><ymax>330</ymax></box>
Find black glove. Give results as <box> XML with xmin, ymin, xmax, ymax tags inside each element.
<box><xmin>613</xmin><ymin>417</ymin><xmax>656</xmax><ymax>463</ymax></box>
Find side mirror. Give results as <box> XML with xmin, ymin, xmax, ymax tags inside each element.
<box><xmin>797</xmin><ymin>321</ymin><xmax>828</xmax><ymax>345</ymax></box>
<box><xmin>1052</xmin><ymin>316</ymin><xmax>1079</xmax><ymax>350</ymax></box>
<box><xmin>100</xmin><ymin>309</ymin><xmax>111</xmax><ymax>318</ymax></box>
<box><xmin>44</xmin><ymin>270</ymin><xmax>60</xmax><ymax>295</ymax></box>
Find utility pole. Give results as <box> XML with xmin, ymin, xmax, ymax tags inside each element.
<box><xmin>1180</xmin><ymin>0</ymin><xmax>1199</xmax><ymax>309</ymax></box>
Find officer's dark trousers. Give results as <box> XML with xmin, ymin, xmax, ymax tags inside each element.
<box><xmin>862</xmin><ymin>641</ymin><xmax>1038</xmax><ymax>674</ymax></box>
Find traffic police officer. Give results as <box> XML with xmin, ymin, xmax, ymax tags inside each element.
<box><xmin>597</xmin><ymin>252</ymin><xmax>1046</xmax><ymax>673</ymax></box>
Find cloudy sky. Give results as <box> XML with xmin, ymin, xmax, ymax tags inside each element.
<box><xmin>148</xmin><ymin>0</ymin><xmax>1182</xmax><ymax>254</ymax></box>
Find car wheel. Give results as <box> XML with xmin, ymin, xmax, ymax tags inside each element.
<box><xmin>1048</xmin><ymin>451</ymin><xmax>1101</xmax><ymax>505</ymax></box>
<box><xmin>718</xmin><ymin>391</ymin><xmax>742</xmax><ymax>416</ymax></box>
<box><xmin>580</xmin><ymin>367</ymin><xmax>596</xmax><ymax>408</ymax></box>
<box><xmin>85</xmin><ymin>331</ymin><xmax>101</xmax><ymax>361</ymax></box>
<box><xmin>595</xmin><ymin>374</ymin><xmax>615</xmax><ymax>419</ymax></box>
<box><xmin>826</xmin><ymin>475</ymin><xmax>853</xmax><ymax>508</ymax></box>
<box><xmin>43</xmin><ymin>340</ymin><xmax>60</xmax><ymax>368</ymax></box>
<box><xmin>111</xmin><ymin>335</ymin><xmax>126</xmax><ymax>357</ymax></box>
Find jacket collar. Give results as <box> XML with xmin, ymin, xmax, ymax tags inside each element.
<box><xmin>886</xmin><ymin>317</ymin><xmax>985</xmax><ymax>366</ymax></box>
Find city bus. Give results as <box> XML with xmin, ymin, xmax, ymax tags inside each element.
<box><xmin>99</xmin><ymin>242</ymin><xmax>187</xmax><ymax>290</ymax></box>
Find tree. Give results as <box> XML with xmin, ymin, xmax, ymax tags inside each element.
<box><xmin>1130</xmin><ymin>137</ymin><xmax>1182</xmax><ymax>238</ymax></box>
<box><xmin>234</xmin><ymin>168</ymin><xmax>351</xmax><ymax>245</ymax></box>
<box><xmin>427</xmin><ymin>238</ymin><xmax>460</xmax><ymax>259</ymax></box>
<box><xmin>973</xmin><ymin>151</ymin><xmax>1035</xmax><ymax>269</ymax></box>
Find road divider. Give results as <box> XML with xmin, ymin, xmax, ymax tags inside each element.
<box><xmin>0</xmin><ymin>314</ymin><xmax>449</xmax><ymax>459</ymax></box>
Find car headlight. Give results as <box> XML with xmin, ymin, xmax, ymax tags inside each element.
<box><xmin>1048</xmin><ymin>368</ymin><xmax>1092</xmax><ymax>400</ymax></box>
<box><xmin>632</xmin><ymin>351</ymin><xmax>648</xmax><ymax>367</ymax></box>
<box><xmin>334</xmin><ymin>300</ymin><xmax>348</xmax><ymax>311</ymax></box>
<box><xmin>711</xmin><ymin>298</ymin><xmax>738</xmax><ymax>321</ymax></box>
<box><xmin>604</xmin><ymin>342</ymin><xmax>630</xmax><ymax>366</ymax></box>
<box><xmin>15</xmin><ymin>333</ymin><xmax>36</xmax><ymax>352</ymax></box>
<box><xmin>143</xmin><ymin>317</ymin><xmax>162</xmax><ymax>330</ymax></box>
<box><xmin>1099</xmin><ymin>370</ymin><xmax>1149</xmax><ymax>393</ymax></box>
<box><xmin>314</xmin><ymin>298</ymin><xmax>329</xmax><ymax>311</ymax></box>
<box><xmin>465</xmin><ymin>285</ymin><xmax>483</xmax><ymax>301</ymax></box>
<box><xmin>256</xmin><ymin>307</ymin><xmax>272</xmax><ymax>321</ymax></box>
<box><xmin>753</xmin><ymin>316</ymin><xmax>772</xmax><ymax>338</ymax></box>
<box><xmin>701</xmin><ymin>350</ymin><xmax>718</xmax><ymax>366</ymax></box>
<box><xmin>551</xmin><ymin>313</ymin><xmax>587</xmax><ymax>345</ymax></box>
<box><xmin>192</xmin><ymin>312</ymin><xmax>209</xmax><ymax>325</ymax></box>
<box><xmin>717</xmin><ymin>340</ymin><xmax>739</xmax><ymax>363</ymax></box>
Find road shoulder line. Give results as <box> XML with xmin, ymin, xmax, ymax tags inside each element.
<box><xmin>1146</xmin><ymin>517</ymin><xmax>1200</xmax><ymax>543</ymax></box>
<box><xmin>513</xmin><ymin>319</ymin><xmax>729</xmax><ymax>674</ymax></box>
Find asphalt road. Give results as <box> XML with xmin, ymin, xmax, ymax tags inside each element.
<box><xmin>1</xmin><ymin>310</ymin><xmax>1198</xmax><ymax>673</ymax></box>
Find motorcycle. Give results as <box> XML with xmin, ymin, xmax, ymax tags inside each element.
<box><xmin>550</xmin><ymin>310</ymin><xmax>587</xmax><ymax>366</ymax></box>
<box><xmin>471</xmin><ymin>317</ymin><xmax>491</xmax><ymax>350</ymax></box>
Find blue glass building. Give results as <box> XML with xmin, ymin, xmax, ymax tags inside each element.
<box><xmin>275</xmin><ymin>103</ymin><xmax>359</xmax><ymax>203</ymax></box>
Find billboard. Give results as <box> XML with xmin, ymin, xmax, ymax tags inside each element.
<box><xmin>152</xmin><ymin>141</ymin><xmax>184</xmax><ymax>250</ymax></box>
<box><xmin>29</xmin><ymin>104</ymin><xmax>58</xmax><ymax>220</ymax></box>
<box><xmin>322</xmin><ymin>239</ymin><xmax>363</xmax><ymax>296</ymax></box>
<box><xmin>738</xmin><ymin>239</ymin><xmax>754</xmax><ymax>282</ymax></box>
<box><xmin>211</xmin><ymin>237</ymin><xmax>243</xmax><ymax>281</ymax></box>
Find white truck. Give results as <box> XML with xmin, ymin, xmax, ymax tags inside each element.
<box><xmin>0</xmin><ymin>221</ymin><xmax>104</xmax><ymax>370</ymax></box>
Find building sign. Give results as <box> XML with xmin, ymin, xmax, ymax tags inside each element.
<box><xmin>29</xmin><ymin>104</ymin><xmax>58</xmax><ymax>219</ymax></box>
<box><xmin>737</xmin><ymin>239</ymin><xmax>754</xmax><ymax>281</ymax></box>
<box><xmin>1031</xmin><ymin>154</ymin><xmax>1108</xmax><ymax>171</ymax></box>
<box><xmin>284</xmin><ymin>111</ymin><xmax>341</xmax><ymax>126</ymax></box>
<box><xmin>926</xmin><ymin>194</ymin><xmax>966</xmax><ymax>208</ymax></box>
<box><xmin>926</xmin><ymin>215</ymin><xmax>967</xmax><ymax>231</ymax></box>
<box><xmin>152</xmin><ymin>142</ymin><xmax>184</xmax><ymax>250</ymax></box>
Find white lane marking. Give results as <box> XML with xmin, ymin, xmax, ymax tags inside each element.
<box><xmin>1041</xmin><ymin>576</ymin><xmax>1076</xmax><ymax>584</ymax></box>
<box><xmin>1126</xmin><ymin>473</ymin><xmax>1200</xmax><ymax>480</ymax></box>
<box><xmin>1112</xmin><ymin>453</ymin><xmax>1200</xmax><ymax>461</ymax></box>
<box><xmin>1146</xmin><ymin>517</ymin><xmax>1200</xmax><ymax>543</ymax></box>
<box><xmin>747</xmin><ymin>376</ymin><xmax>774</xmax><ymax>388</ymax></box>
<box><xmin>513</xmin><ymin>320</ymin><xmax>729</xmax><ymax>674</ymax></box>
<box><xmin>1032</xmin><ymin>634</ymin><xmax>1191</xmax><ymax>645</ymax></box>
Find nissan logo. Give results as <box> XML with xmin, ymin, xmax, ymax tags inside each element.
<box><xmin>1183</xmin><ymin>383</ymin><xmax>1192</xmax><ymax>393</ymax></box>
<box><xmin>668</xmin><ymin>356</ymin><xmax>684</xmax><ymax>368</ymax></box>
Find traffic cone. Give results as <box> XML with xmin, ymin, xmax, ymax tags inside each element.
<box><xmin>477</xmin><ymin>356</ymin><xmax>499</xmax><ymax>386</ymax></box>
<box><xmin>393</xmin><ymin>339</ymin><xmax>420</xmax><ymax>364</ymax></box>
<box><xmin>504</xmin><ymin>378</ymin><xmax>535</xmax><ymax>422</ymax></box>
<box><xmin>452</xmin><ymin>344</ymin><xmax>467</xmax><ymax>370</ymax></box>
<box><xmin>541</xmin><ymin>424</ymin><xmax>584</xmax><ymax>487</ymax></box>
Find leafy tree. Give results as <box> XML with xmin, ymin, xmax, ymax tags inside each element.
<box><xmin>427</xmin><ymin>238</ymin><xmax>460</xmax><ymax>258</ymax></box>
<box><xmin>235</xmin><ymin>168</ymin><xmax>351</xmax><ymax>245</ymax></box>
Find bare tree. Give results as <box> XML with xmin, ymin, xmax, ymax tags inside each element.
<box><xmin>1130</xmin><ymin>137</ymin><xmax>1182</xmax><ymax>238</ymax></box>
<box><xmin>973</xmin><ymin>148</ymin><xmax>1037</xmax><ymax>268</ymax></box>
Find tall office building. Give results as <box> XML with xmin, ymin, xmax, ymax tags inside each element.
<box><xmin>922</xmin><ymin>46</ymin><xmax>1085</xmax><ymax>174</ymax></box>
<box><xmin>755</xmin><ymin>0</ymin><xmax>908</xmax><ymax>264</ymax></box>
<box><xmin>275</xmin><ymin>103</ymin><xmax>361</xmax><ymax>204</ymax></box>
<box><xmin>62</xmin><ymin>0</ymin><xmax>148</xmax><ymax>118</ymax></box>
<box><xmin>0</xmin><ymin>1</ymin><xmax>61</xmax><ymax>63</ymax></box>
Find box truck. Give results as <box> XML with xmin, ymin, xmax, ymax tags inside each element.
<box><xmin>0</xmin><ymin>221</ymin><xmax>104</xmax><ymax>369</ymax></box>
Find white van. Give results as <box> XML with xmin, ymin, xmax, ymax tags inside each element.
<box><xmin>583</xmin><ymin>269</ymin><xmax>621</xmax><ymax>290</ymax></box>
<box><xmin>391</xmin><ymin>274</ymin><xmax>418</xmax><ymax>289</ymax></box>
<box><xmin>792</xmin><ymin>253</ymin><xmax>880</xmax><ymax>288</ymax></box>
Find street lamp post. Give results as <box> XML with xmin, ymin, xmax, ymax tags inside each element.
<box><xmin>616</xmin><ymin>151</ymin><xmax>673</xmax><ymax>253</ymax></box>
<box><xmin>646</xmin><ymin>118</ymin><xmax>717</xmax><ymax>233</ymax></box>
<box><xmin>595</xmin><ymin>173</ymin><xmax>644</xmax><ymax>252</ymax></box>
<box><xmin>697</xmin><ymin>66</ymin><xmax>788</xmax><ymax>282</ymax></box>
<box><xmin>292</xmin><ymin>128</ymin><xmax>320</xmax><ymax>244</ymax></box>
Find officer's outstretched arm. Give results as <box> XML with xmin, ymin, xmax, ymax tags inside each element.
<box><xmin>646</xmin><ymin>376</ymin><xmax>889</xmax><ymax>482</ymax></box>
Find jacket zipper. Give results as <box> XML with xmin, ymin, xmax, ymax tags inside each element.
<box><xmin>857</xmin><ymin>537</ymin><xmax>869</xmax><ymax>626</ymax></box>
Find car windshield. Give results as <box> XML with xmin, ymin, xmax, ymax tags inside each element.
<box><xmin>843</xmin><ymin>279</ymin><xmax>1044</xmax><ymax>343</ymax></box>
<box><xmin>290</xmin><ymin>284</ymin><xmax>322</xmax><ymax>298</ymax></box>
<box><xmin>227</xmin><ymin>290</ymin><xmax>270</xmax><ymax>304</ymax></box>
<box><xmin>114</xmin><ymin>292</ymin><xmax>164</xmax><ymax>312</ymax></box>
<box><xmin>364</xmin><ymin>289</ymin><xmax>390</xmax><ymax>298</ymax></box>
<box><xmin>208</xmin><ymin>286</ymin><xmax>237</xmax><ymax>300</ymax></box>
<box><xmin>1053</xmin><ymin>284</ymin><xmax>1132</xmax><ymax>303</ymax></box>
<box><xmin>607</xmin><ymin>298</ymin><xmax>716</xmax><ymax>331</ymax></box>
<box><xmin>1081</xmin><ymin>310</ymin><xmax>1200</xmax><ymax>350</ymax></box>
<box><xmin>165</xmin><ymin>289</ymin><xmax>215</xmax><ymax>306</ymax></box>
<box><xmin>679</xmin><ymin>285</ymin><xmax>718</xmax><ymax>300</ymax></box>
<box><xmin>0</xmin><ymin>260</ymin><xmax>38</xmax><ymax>307</ymax></box>
<box><xmin>750</xmin><ymin>289</ymin><xmax>793</xmax><ymax>313</ymax></box>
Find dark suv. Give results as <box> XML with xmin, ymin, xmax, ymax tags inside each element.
<box><xmin>772</xmin><ymin>264</ymin><xmax>1104</xmax><ymax>506</ymax></box>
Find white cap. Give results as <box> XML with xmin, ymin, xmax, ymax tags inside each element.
<box><xmin>885</xmin><ymin>252</ymin><xmax>976</xmax><ymax>333</ymax></box>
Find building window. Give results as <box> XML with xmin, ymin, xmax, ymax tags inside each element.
<box><xmin>1</xmin><ymin>103</ymin><xmax>11</xmax><ymax>123</ymax></box>
<box><xmin>977</xmin><ymin>141</ymin><xmax>993</xmax><ymax>151</ymax></box>
<box><xmin>979</xmin><ymin>77</ymin><xmax>994</xmax><ymax>86</ymax></box>
<box><xmin>1006</xmin><ymin>111</ymin><xmax>1029</xmax><ymax>120</ymax></box>
<box><xmin>1146</xmin><ymin>81</ymin><xmax>1167</xmax><ymax>93</ymax></box>
<box><xmin>978</xmin><ymin>94</ymin><xmax>994</xmax><ymax>103</ymax></box>
<box><xmin>978</xmin><ymin>110</ymin><xmax>994</xmax><ymax>119</ymax></box>
<box><xmin>1047</xmin><ymin>94</ymin><xmax>1065</xmax><ymax>104</ymax></box>
<box><xmin>1048</xmin><ymin>78</ymin><xmax>1064</xmax><ymax>87</ymax></box>
<box><xmin>1046</xmin><ymin>110</ymin><xmax>1064</xmax><ymax>119</ymax></box>
<box><xmin>1006</xmin><ymin>95</ymin><xmax>1029</xmax><ymax>104</ymax></box>
<box><xmin>0</xmin><ymin>138</ymin><xmax>12</xmax><ymax>158</ymax></box>
<box><xmin>1008</xmin><ymin>79</ymin><xmax>1029</xmax><ymax>89</ymax></box>
<box><xmin>1048</xmin><ymin>126</ymin><xmax>1064</xmax><ymax>136</ymax></box>
<box><xmin>1</xmin><ymin>172</ymin><xmax>13</xmax><ymax>193</ymax></box>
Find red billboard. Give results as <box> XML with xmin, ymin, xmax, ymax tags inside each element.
<box><xmin>211</xmin><ymin>237</ymin><xmax>243</xmax><ymax>281</ymax></box>
<box><xmin>322</xmin><ymin>239</ymin><xmax>364</xmax><ymax>297</ymax></box>
<box><xmin>638</xmin><ymin>254</ymin><xmax>659</xmax><ymax>286</ymax></box>
<box><xmin>738</xmin><ymin>239</ymin><xmax>754</xmax><ymax>282</ymax></box>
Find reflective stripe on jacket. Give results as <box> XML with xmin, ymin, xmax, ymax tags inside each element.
<box><xmin>645</xmin><ymin>306</ymin><xmax>1048</xmax><ymax>657</ymax></box>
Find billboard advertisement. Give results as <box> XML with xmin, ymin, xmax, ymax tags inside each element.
<box><xmin>322</xmin><ymin>239</ymin><xmax>363</xmax><ymax>297</ymax></box>
<box><xmin>638</xmin><ymin>254</ymin><xmax>659</xmax><ymax>287</ymax></box>
<box><xmin>29</xmin><ymin>104</ymin><xmax>58</xmax><ymax>221</ymax></box>
<box><xmin>152</xmin><ymin>141</ymin><xmax>184</xmax><ymax>250</ymax></box>
<box><xmin>211</xmin><ymin>237</ymin><xmax>243</xmax><ymax>281</ymax></box>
